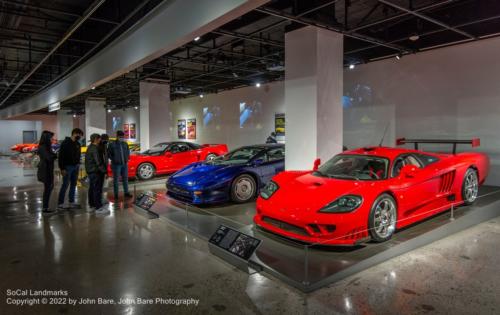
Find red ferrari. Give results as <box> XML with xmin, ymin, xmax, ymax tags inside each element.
<box><xmin>118</xmin><ymin>141</ymin><xmax>229</xmax><ymax>180</ymax></box>
<box><xmin>254</xmin><ymin>138</ymin><xmax>489</xmax><ymax>246</ymax></box>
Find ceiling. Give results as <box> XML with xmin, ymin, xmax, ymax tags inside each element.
<box><xmin>2</xmin><ymin>0</ymin><xmax>500</xmax><ymax>115</ymax></box>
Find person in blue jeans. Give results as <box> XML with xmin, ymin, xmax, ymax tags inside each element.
<box><xmin>57</xmin><ymin>128</ymin><xmax>83</xmax><ymax>210</ymax></box>
<box><xmin>108</xmin><ymin>130</ymin><xmax>133</xmax><ymax>200</ymax></box>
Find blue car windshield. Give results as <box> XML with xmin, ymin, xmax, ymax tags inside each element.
<box><xmin>210</xmin><ymin>147</ymin><xmax>262</xmax><ymax>165</ymax></box>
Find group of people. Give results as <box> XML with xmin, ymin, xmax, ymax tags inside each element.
<box><xmin>37</xmin><ymin>128</ymin><xmax>132</xmax><ymax>216</ymax></box>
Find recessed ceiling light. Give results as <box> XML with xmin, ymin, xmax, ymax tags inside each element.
<box><xmin>349</xmin><ymin>64</ymin><xmax>355</xmax><ymax>70</ymax></box>
<box><xmin>194</xmin><ymin>36</ymin><xmax>200</xmax><ymax>41</ymax></box>
<box><xmin>91</xmin><ymin>86</ymin><xmax>96</xmax><ymax>90</ymax></box>
<box><xmin>199</xmin><ymin>93</ymin><xmax>204</xmax><ymax>98</ymax></box>
<box><xmin>73</xmin><ymin>114</ymin><xmax>76</xmax><ymax>118</ymax></box>
<box><xmin>255</xmin><ymin>82</ymin><xmax>261</xmax><ymax>88</ymax></box>
<box><xmin>409</xmin><ymin>34</ymin><xmax>420</xmax><ymax>41</ymax></box>
<box><xmin>134</xmin><ymin>106</ymin><xmax>138</xmax><ymax>110</ymax></box>
<box><xmin>107</xmin><ymin>109</ymin><xmax>111</xmax><ymax>113</ymax></box>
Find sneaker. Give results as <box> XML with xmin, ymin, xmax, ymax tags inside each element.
<box><xmin>124</xmin><ymin>193</ymin><xmax>133</xmax><ymax>198</ymax></box>
<box><xmin>42</xmin><ymin>209</ymin><xmax>56</xmax><ymax>216</ymax></box>
<box><xmin>57</xmin><ymin>204</ymin><xmax>69</xmax><ymax>211</ymax></box>
<box><xmin>68</xmin><ymin>203</ymin><xmax>81</xmax><ymax>209</ymax></box>
<box><xmin>95</xmin><ymin>206</ymin><xmax>110</xmax><ymax>215</ymax></box>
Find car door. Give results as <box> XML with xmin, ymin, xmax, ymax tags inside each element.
<box><xmin>169</xmin><ymin>143</ymin><xmax>198</xmax><ymax>171</ymax></box>
<box><xmin>391</xmin><ymin>154</ymin><xmax>441</xmax><ymax>219</ymax></box>
<box><xmin>256</xmin><ymin>147</ymin><xmax>285</xmax><ymax>186</ymax></box>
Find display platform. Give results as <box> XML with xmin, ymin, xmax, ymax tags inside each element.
<box><xmin>140</xmin><ymin>185</ymin><xmax>500</xmax><ymax>293</ymax></box>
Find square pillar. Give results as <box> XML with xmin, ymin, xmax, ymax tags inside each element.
<box><xmin>139</xmin><ymin>82</ymin><xmax>171</xmax><ymax>150</ymax></box>
<box><xmin>56</xmin><ymin>110</ymin><xmax>74</xmax><ymax>140</ymax></box>
<box><xmin>85</xmin><ymin>98</ymin><xmax>107</xmax><ymax>140</ymax></box>
<box><xmin>285</xmin><ymin>26</ymin><xmax>343</xmax><ymax>170</ymax></box>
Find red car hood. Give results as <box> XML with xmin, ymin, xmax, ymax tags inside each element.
<box><xmin>270</xmin><ymin>172</ymin><xmax>374</xmax><ymax>214</ymax></box>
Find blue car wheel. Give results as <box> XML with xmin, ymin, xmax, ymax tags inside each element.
<box><xmin>231</xmin><ymin>174</ymin><xmax>256</xmax><ymax>203</ymax></box>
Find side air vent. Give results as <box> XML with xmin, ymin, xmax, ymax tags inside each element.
<box><xmin>439</xmin><ymin>171</ymin><xmax>455</xmax><ymax>193</ymax></box>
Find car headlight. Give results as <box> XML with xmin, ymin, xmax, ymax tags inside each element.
<box><xmin>260</xmin><ymin>181</ymin><xmax>279</xmax><ymax>200</ymax></box>
<box><xmin>319</xmin><ymin>195</ymin><xmax>363</xmax><ymax>213</ymax></box>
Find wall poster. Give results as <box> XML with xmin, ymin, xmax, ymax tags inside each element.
<box><xmin>187</xmin><ymin>118</ymin><xmax>196</xmax><ymax>140</ymax></box>
<box><xmin>275</xmin><ymin>113</ymin><xmax>285</xmax><ymax>136</ymax></box>
<box><xmin>178</xmin><ymin>119</ymin><xmax>186</xmax><ymax>139</ymax></box>
<box><xmin>123</xmin><ymin>124</ymin><xmax>130</xmax><ymax>138</ymax></box>
<box><xmin>129</xmin><ymin>123</ymin><xmax>136</xmax><ymax>139</ymax></box>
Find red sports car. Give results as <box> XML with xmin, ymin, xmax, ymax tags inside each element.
<box><xmin>11</xmin><ymin>143</ymin><xmax>38</xmax><ymax>153</ymax></box>
<box><xmin>116</xmin><ymin>141</ymin><xmax>229</xmax><ymax>180</ymax></box>
<box><xmin>254</xmin><ymin>138</ymin><xmax>489</xmax><ymax>246</ymax></box>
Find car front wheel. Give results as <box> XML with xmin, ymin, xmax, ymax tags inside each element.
<box><xmin>137</xmin><ymin>163</ymin><xmax>155</xmax><ymax>180</ymax></box>
<box><xmin>368</xmin><ymin>193</ymin><xmax>397</xmax><ymax>242</ymax></box>
<box><xmin>206</xmin><ymin>153</ymin><xmax>217</xmax><ymax>161</ymax></box>
<box><xmin>231</xmin><ymin>174</ymin><xmax>256</xmax><ymax>203</ymax></box>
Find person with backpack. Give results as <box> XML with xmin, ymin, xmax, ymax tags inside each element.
<box><xmin>85</xmin><ymin>134</ymin><xmax>109</xmax><ymax>214</ymax></box>
<box><xmin>37</xmin><ymin>130</ymin><xmax>57</xmax><ymax>215</ymax></box>
<box><xmin>107</xmin><ymin>130</ymin><xmax>133</xmax><ymax>201</ymax></box>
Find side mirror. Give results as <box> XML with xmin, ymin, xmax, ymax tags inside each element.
<box><xmin>400</xmin><ymin>165</ymin><xmax>419</xmax><ymax>178</ymax></box>
<box><xmin>165</xmin><ymin>151</ymin><xmax>173</xmax><ymax>157</ymax></box>
<box><xmin>313</xmin><ymin>158</ymin><xmax>321</xmax><ymax>171</ymax></box>
<box><xmin>253</xmin><ymin>158</ymin><xmax>265</xmax><ymax>166</ymax></box>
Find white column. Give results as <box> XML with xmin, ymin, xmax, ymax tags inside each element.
<box><xmin>139</xmin><ymin>81</ymin><xmax>171</xmax><ymax>150</ymax></box>
<box><xmin>56</xmin><ymin>110</ymin><xmax>74</xmax><ymax>140</ymax></box>
<box><xmin>85</xmin><ymin>98</ymin><xmax>107</xmax><ymax>140</ymax></box>
<box><xmin>284</xmin><ymin>26</ymin><xmax>343</xmax><ymax>170</ymax></box>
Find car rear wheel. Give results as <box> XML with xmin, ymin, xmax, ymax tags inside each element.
<box><xmin>137</xmin><ymin>163</ymin><xmax>155</xmax><ymax>180</ymax></box>
<box><xmin>231</xmin><ymin>174</ymin><xmax>256</xmax><ymax>203</ymax></box>
<box><xmin>206</xmin><ymin>153</ymin><xmax>217</xmax><ymax>161</ymax></box>
<box><xmin>462</xmin><ymin>168</ymin><xmax>479</xmax><ymax>205</ymax></box>
<box><xmin>368</xmin><ymin>194</ymin><xmax>397</xmax><ymax>242</ymax></box>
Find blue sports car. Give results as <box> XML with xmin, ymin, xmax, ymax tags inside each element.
<box><xmin>166</xmin><ymin>144</ymin><xmax>285</xmax><ymax>204</ymax></box>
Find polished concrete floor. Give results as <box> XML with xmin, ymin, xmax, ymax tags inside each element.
<box><xmin>1</xmin><ymin>156</ymin><xmax>500</xmax><ymax>314</ymax></box>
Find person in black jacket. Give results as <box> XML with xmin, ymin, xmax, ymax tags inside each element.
<box><xmin>99</xmin><ymin>134</ymin><xmax>110</xmax><ymax>205</ymax></box>
<box><xmin>108</xmin><ymin>130</ymin><xmax>132</xmax><ymax>200</ymax></box>
<box><xmin>37</xmin><ymin>130</ymin><xmax>57</xmax><ymax>215</ymax></box>
<box><xmin>85</xmin><ymin>134</ymin><xmax>109</xmax><ymax>214</ymax></box>
<box><xmin>57</xmin><ymin>128</ymin><xmax>83</xmax><ymax>210</ymax></box>
<box><xmin>266</xmin><ymin>132</ymin><xmax>277</xmax><ymax>144</ymax></box>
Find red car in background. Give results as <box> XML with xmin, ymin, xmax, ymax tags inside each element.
<box><xmin>255</xmin><ymin>138</ymin><xmax>489</xmax><ymax>246</ymax></box>
<box><xmin>113</xmin><ymin>141</ymin><xmax>229</xmax><ymax>180</ymax></box>
<box><xmin>11</xmin><ymin>143</ymin><xmax>38</xmax><ymax>153</ymax></box>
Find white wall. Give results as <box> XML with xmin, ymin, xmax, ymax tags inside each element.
<box><xmin>0</xmin><ymin>120</ymin><xmax>40</xmax><ymax>154</ymax></box>
<box><xmin>167</xmin><ymin>36</ymin><xmax>500</xmax><ymax>185</ymax></box>
<box><xmin>344</xmin><ymin>36</ymin><xmax>500</xmax><ymax>185</ymax></box>
<box><xmin>169</xmin><ymin>81</ymin><xmax>285</xmax><ymax>150</ymax></box>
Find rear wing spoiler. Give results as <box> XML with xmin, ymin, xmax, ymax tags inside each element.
<box><xmin>396</xmin><ymin>138</ymin><xmax>480</xmax><ymax>154</ymax></box>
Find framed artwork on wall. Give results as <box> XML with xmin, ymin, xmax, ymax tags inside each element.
<box><xmin>187</xmin><ymin>118</ymin><xmax>196</xmax><ymax>140</ymax></box>
<box><xmin>124</xmin><ymin>124</ymin><xmax>130</xmax><ymax>138</ymax></box>
<box><xmin>129</xmin><ymin>123</ymin><xmax>136</xmax><ymax>139</ymax></box>
<box><xmin>178</xmin><ymin>119</ymin><xmax>186</xmax><ymax>139</ymax></box>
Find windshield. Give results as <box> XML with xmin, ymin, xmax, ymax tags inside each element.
<box><xmin>314</xmin><ymin>154</ymin><xmax>389</xmax><ymax>180</ymax></box>
<box><xmin>209</xmin><ymin>147</ymin><xmax>263</xmax><ymax>165</ymax></box>
<box><xmin>142</xmin><ymin>143</ymin><xmax>170</xmax><ymax>155</ymax></box>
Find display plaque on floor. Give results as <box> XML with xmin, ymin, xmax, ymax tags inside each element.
<box><xmin>133</xmin><ymin>192</ymin><xmax>158</xmax><ymax>218</ymax></box>
<box><xmin>208</xmin><ymin>225</ymin><xmax>262</xmax><ymax>273</ymax></box>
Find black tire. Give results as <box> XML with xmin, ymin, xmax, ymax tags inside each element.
<box><xmin>230</xmin><ymin>174</ymin><xmax>256</xmax><ymax>203</ymax></box>
<box><xmin>206</xmin><ymin>153</ymin><xmax>217</xmax><ymax>161</ymax></box>
<box><xmin>462</xmin><ymin>168</ymin><xmax>479</xmax><ymax>205</ymax></box>
<box><xmin>136</xmin><ymin>163</ymin><xmax>155</xmax><ymax>180</ymax></box>
<box><xmin>368</xmin><ymin>193</ymin><xmax>397</xmax><ymax>243</ymax></box>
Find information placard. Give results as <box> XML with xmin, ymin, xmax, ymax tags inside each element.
<box><xmin>209</xmin><ymin>225</ymin><xmax>261</xmax><ymax>261</ymax></box>
<box><xmin>134</xmin><ymin>192</ymin><xmax>157</xmax><ymax>211</ymax></box>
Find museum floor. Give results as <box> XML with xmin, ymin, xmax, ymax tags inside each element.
<box><xmin>1</xmin><ymin>156</ymin><xmax>499</xmax><ymax>315</ymax></box>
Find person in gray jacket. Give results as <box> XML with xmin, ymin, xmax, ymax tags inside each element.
<box><xmin>85</xmin><ymin>134</ymin><xmax>108</xmax><ymax>214</ymax></box>
<box><xmin>107</xmin><ymin>130</ymin><xmax>132</xmax><ymax>200</ymax></box>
